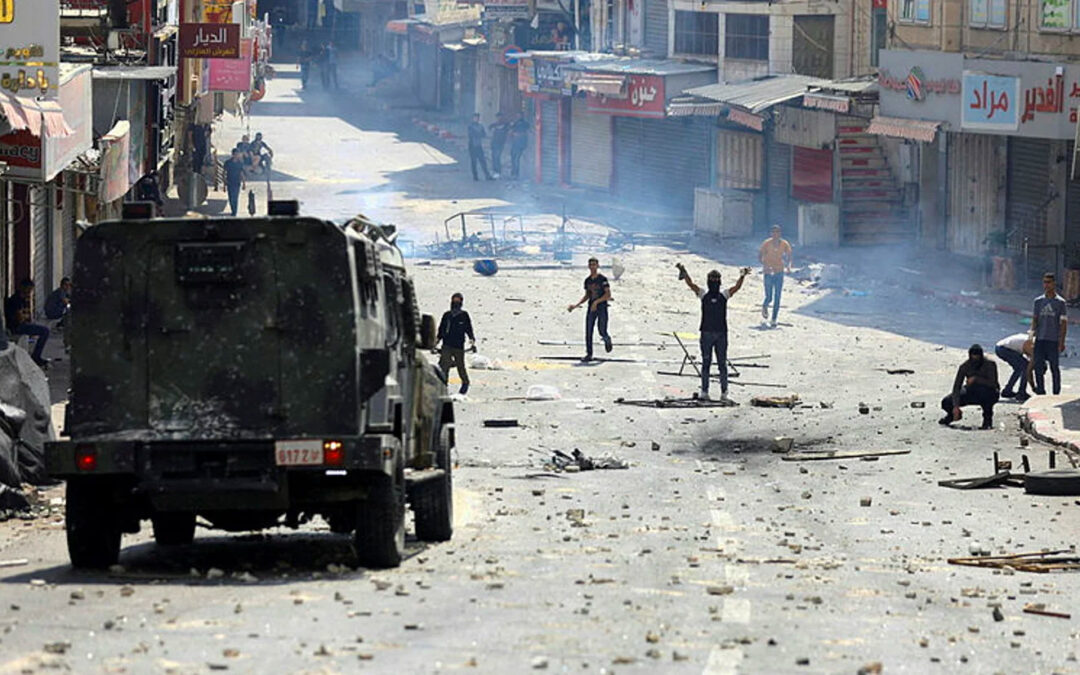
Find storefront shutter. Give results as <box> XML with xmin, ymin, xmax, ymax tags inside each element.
<box><xmin>570</xmin><ymin>98</ymin><xmax>612</xmax><ymax>190</ymax></box>
<box><xmin>767</xmin><ymin>140</ymin><xmax>794</xmax><ymax>230</ymax></box>
<box><xmin>30</xmin><ymin>186</ymin><xmax>49</xmax><ymax>313</ymax></box>
<box><xmin>644</xmin><ymin>0</ymin><xmax>668</xmax><ymax>57</ymax></box>
<box><xmin>413</xmin><ymin>40</ymin><xmax>438</xmax><ymax>108</ymax></box>
<box><xmin>791</xmin><ymin>146</ymin><xmax>833</xmax><ymax>203</ymax></box>
<box><xmin>613</xmin><ymin>116</ymin><xmax>711</xmax><ymax>213</ymax></box>
<box><xmin>1066</xmin><ymin>142</ymin><xmax>1080</xmax><ymax>265</ymax></box>
<box><xmin>1006</xmin><ymin>137</ymin><xmax>1052</xmax><ymax>246</ymax></box>
<box><xmin>539</xmin><ymin>99</ymin><xmax>560</xmax><ymax>185</ymax></box>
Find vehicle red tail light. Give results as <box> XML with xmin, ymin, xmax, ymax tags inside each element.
<box><xmin>323</xmin><ymin>441</ymin><xmax>344</xmax><ymax>466</ymax></box>
<box><xmin>74</xmin><ymin>445</ymin><xmax>97</xmax><ymax>472</ymax></box>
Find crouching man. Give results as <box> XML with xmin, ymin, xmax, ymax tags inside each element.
<box><xmin>940</xmin><ymin>344</ymin><xmax>1000</xmax><ymax>430</ymax></box>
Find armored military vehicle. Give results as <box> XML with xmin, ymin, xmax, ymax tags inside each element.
<box><xmin>46</xmin><ymin>204</ymin><xmax>453</xmax><ymax>569</ymax></box>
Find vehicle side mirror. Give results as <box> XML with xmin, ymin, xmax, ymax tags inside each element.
<box><xmin>420</xmin><ymin>314</ymin><xmax>437</xmax><ymax>350</ymax></box>
<box><xmin>360</xmin><ymin>349</ymin><xmax>391</xmax><ymax>400</ymax></box>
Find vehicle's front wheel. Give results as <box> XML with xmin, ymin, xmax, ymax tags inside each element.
<box><xmin>354</xmin><ymin>472</ymin><xmax>405</xmax><ymax>568</ymax></box>
<box><xmin>414</xmin><ymin>424</ymin><xmax>453</xmax><ymax>542</ymax></box>
<box><xmin>152</xmin><ymin>512</ymin><xmax>196</xmax><ymax>546</ymax></box>
<box><xmin>65</xmin><ymin>478</ymin><xmax>121</xmax><ymax>569</ymax></box>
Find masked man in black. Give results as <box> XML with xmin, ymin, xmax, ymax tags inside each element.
<box><xmin>940</xmin><ymin>343</ymin><xmax>1000</xmax><ymax>430</ymax></box>
<box><xmin>677</xmin><ymin>264</ymin><xmax>748</xmax><ymax>402</ymax></box>
<box><xmin>436</xmin><ymin>292</ymin><xmax>476</xmax><ymax>395</ymax></box>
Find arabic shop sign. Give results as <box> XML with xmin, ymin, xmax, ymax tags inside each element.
<box><xmin>0</xmin><ymin>0</ymin><xmax>60</xmax><ymax>99</ymax></box>
<box><xmin>961</xmin><ymin>72</ymin><xmax>1019</xmax><ymax>131</ymax></box>
<box><xmin>587</xmin><ymin>74</ymin><xmax>665</xmax><ymax>118</ymax></box>
<box><xmin>528</xmin><ymin>58</ymin><xmax>571</xmax><ymax>96</ymax></box>
<box><xmin>179</xmin><ymin>23</ymin><xmax>241</xmax><ymax>59</ymax></box>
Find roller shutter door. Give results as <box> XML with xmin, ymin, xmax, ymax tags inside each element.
<box><xmin>791</xmin><ymin>146</ymin><xmax>833</xmax><ymax>203</ymax></box>
<box><xmin>539</xmin><ymin>99</ymin><xmax>560</xmax><ymax>185</ymax></box>
<box><xmin>570</xmin><ymin>98</ymin><xmax>612</xmax><ymax>190</ymax></box>
<box><xmin>644</xmin><ymin>0</ymin><xmax>668</xmax><ymax>57</ymax></box>
<box><xmin>613</xmin><ymin>117</ymin><xmax>710</xmax><ymax>213</ymax></box>
<box><xmin>30</xmin><ymin>185</ymin><xmax>49</xmax><ymax>313</ymax></box>
<box><xmin>1066</xmin><ymin>142</ymin><xmax>1080</xmax><ymax>262</ymax></box>
<box><xmin>767</xmin><ymin>140</ymin><xmax>794</xmax><ymax>230</ymax></box>
<box><xmin>1006</xmin><ymin>137</ymin><xmax>1052</xmax><ymax>245</ymax></box>
<box><xmin>413</xmin><ymin>41</ymin><xmax>437</xmax><ymax>108</ymax></box>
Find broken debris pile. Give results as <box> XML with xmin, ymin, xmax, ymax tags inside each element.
<box><xmin>0</xmin><ymin>346</ymin><xmax>55</xmax><ymax>493</ymax></box>
<box><xmin>750</xmin><ymin>394</ymin><xmax>800</xmax><ymax>409</ymax></box>
<box><xmin>550</xmin><ymin>449</ymin><xmax>629</xmax><ymax>472</ymax></box>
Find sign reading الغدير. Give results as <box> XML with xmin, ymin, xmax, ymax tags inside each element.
<box><xmin>0</xmin><ymin>0</ymin><xmax>60</xmax><ymax>99</ymax></box>
<box><xmin>179</xmin><ymin>23</ymin><xmax>241</xmax><ymax>59</ymax></box>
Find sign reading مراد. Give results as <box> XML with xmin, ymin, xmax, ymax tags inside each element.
<box><xmin>0</xmin><ymin>0</ymin><xmax>60</xmax><ymax>99</ymax></box>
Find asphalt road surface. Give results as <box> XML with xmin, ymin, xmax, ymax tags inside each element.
<box><xmin>1</xmin><ymin>64</ymin><xmax>1079</xmax><ymax>675</ymax></box>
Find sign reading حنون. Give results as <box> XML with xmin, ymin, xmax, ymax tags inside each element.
<box><xmin>0</xmin><ymin>0</ymin><xmax>60</xmax><ymax>99</ymax></box>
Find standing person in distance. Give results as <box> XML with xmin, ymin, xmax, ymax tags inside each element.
<box><xmin>567</xmin><ymin>257</ymin><xmax>612</xmax><ymax>362</ymax></box>
<box><xmin>1030</xmin><ymin>272</ymin><xmax>1068</xmax><ymax>396</ymax></box>
<box><xmin>489</xmin><ymin>112</ymin><xmax>509</xmax><ymax>178</ymax></box>
<box><xmin>758</xmin><ymin>225</ymin><xmax>793</xmax><ymax>328</ymax></box>
<box><xmin>223</xmin><ymin>148</ymin><xmax>247</xmax><ymax>217</ymax></box>
<box><xmin>436</xmin><ymin>293</ymin><xmax>476</xmax><ymax>396</ymax></box>
<box><xmin>467</xmin><ymin>114</ymin><xmax>493</xmax><ymax>182</ymax></box>
<box><xmin>508</xmin><ymin>112</ymin><xmax>529</xmax><ymax>180</ymax></box>
<box><xmin>677</xmin><ymin>264</ymin><xmax>748</xmax><ymax>402</ymax></box>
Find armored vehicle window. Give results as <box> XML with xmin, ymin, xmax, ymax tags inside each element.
<box><xmin>383</xmin><ymin>275</ymin><xmax>400</xmax><ymax>346</ymax></box>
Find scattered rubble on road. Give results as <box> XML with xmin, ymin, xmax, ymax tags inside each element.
<box><xmin>948</xmin><ymin>549</ymin><xmax>1080</xmax><ymax>573</ymax></box>
<box><xmin>749</xmin><ymin>394</ymin><xmax>800</xmax><ymax>408</ymax></box>
<box><xmin>548</xmin><ymin>449</ymin><xmax>629</xmax><ymax>472</ymax></box>
<box><xmin>781</xmin><ymin>449</ymin><xmax>910</xmax><ymax>462</ymax></box>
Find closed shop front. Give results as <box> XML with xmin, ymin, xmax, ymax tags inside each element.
<box><xmin>570</xmin><ymin>98</ymin><xmax>612</xmax><ymax>190</ymax></box>
<box><xmin>30</xmin><ymin>185</ymin><xmax>50</xmax><ymax>311</ymax></box>
<box><xmin>613</xmin><ymin>117</ymin><xmax>711</xmax><ymax>212</ymax></box>
<box><xmin>412</xmin><ymin>38</ymin><xmax>438</xmax><ymax>108</ymax></box>
<box><xmin>792</xmin><ymin>146</ymin><xmax>833</xmax><ymax>203</ymax></box>
<box><xmin>715</xmin><ymin>128</ymin><xmax>763</xmax><ymax>190</ymax></box>
<box><xmin>767</xmin><ymin>139</ymin><xmax>795</xmax><ymax>229</ymax></box>
<box><xmin>644</xmin><ymin>0</ymin><xmax>668</xmax><ymax>57</ymax></box>
<box><xmin>1006</xmin><ymin>137</ymin><xmax>1053</xmax><ymax>246</ymax></box>
<box><xmin>539</xmin><ymin>99</ymin><xmax>563</xmax><ymax>185</ymax></box>
<box><xmin>1065</xmin><ymin>142</ymin><xmax>1080</xmax><ymax>267</ymax></box>
<box><xmin>946</xmin><ymin>133</ymin><xmax>1004</xmax><ymax>255</ymax></box>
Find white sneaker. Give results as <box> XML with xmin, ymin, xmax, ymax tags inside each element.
<box><xmin>761</xmin><ymin>305</ymin><xmax>768</xmax><ymax>319</ymax></box>
<box><xmin>770</xmin><ymin>320</ymin><xmax>777</xmax><ymax>328</ymax></box>
<box><xmin>698</xmin><ymin>389</ymin><xmax>711</xmax><ymax>401</ymax></box>
<box><xmin>720</xmin><ymin>392</ymin><xmax>733</xmax><ymax>404</ymax></box>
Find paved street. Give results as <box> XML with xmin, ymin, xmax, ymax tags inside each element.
<box><xmin>2</xmin><ymin>61</ymin><xmax>1080</xmax><ymax>675</ymax></box>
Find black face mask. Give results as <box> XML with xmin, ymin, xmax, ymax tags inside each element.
<box><xmin>707</xmin><ymin>279</ymin><xmax>721</xmax><ymax>293</ymax></box>
<box><xmin>451</xmin><ymin>302</ymin><xmax>462</xmax><ymax>313</ymax></box>
<box><xmin>970</xmin><ymin>355</ymin><xmax>983</xmax><ymax>366</ymax></box>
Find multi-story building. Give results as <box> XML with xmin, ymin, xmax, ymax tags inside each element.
<box><xmin>880</xmin><ymin>0</ymin><xmax>1080</xmax><ymax>272</ymax></box>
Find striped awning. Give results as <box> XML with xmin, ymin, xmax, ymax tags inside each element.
<box><xmin>667</xmin><ymin>101</ymin><xmax>724</xmax><ymax>117</ymax></box>
<box><xmin>568</xmin><ymin>72</ymin><xmax>626</xmax><ymax>97</ymax></box>
<box><xmin>728</xmin><ymin>107</ymin><xmax>764</xmax><ymax>132</ymax></box>
<box><xmin>866</xmin><ymin>115</ymin><xmax>941</xmax><ymax>143</ymax></box>
<box><xmin>803</xmin><ymin>92</ymin><xmax>850</xmax><ymax>113</ymax></box>
<box><xmin>0</xmin><ymin>92</ymin><xmax>72</xmax><ymax>138</ymax></box>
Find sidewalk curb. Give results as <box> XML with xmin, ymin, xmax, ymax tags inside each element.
<box><xmin>909</xmin><ymin>285</ymin><xmax>1080</xmax><ymax>326</ymax></box>
<box><xmin>1019</xmin><ymin>405</ymin><xmax>1080</xmax><ymax>459</ymax></box>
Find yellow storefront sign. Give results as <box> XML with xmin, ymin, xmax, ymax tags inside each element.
<box><xmin>0</xmin><ymin>0</ymin><xmax>14</xmax><ymax>24</ymax></box>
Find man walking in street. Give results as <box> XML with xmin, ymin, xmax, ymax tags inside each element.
<box><xmin>1031</xmin><ymin>272</ymin><xmax>1068</xmax><ymax>395</ymax></box>
<box><xmin>758</xmin><ymin>225</ymin><xmax>793</xmax><ymax>328</ymax></box>
<box><xmin>939</xmin><ymin>344</ymin><xmax>1000</xmax><ymax>429</ymax></box>
<box><xmin>489</xmin><ymin>112</ymin><xmax>509</xmax><ymax>178</ymax></box>
<box><xmin>567</xmin><ymin>257</ymin><xmax>612</xmax><ymax>362</ymax></box>
<box><xmin>298</xmin><ymin>41</ymin><xmax>314</xmax><ymax>89</ymax></box>
<box><xmin>4</xmin><ymin>279</ymin><xmax>50</xmax><ymax>369</ymax></box>
<box><xmin>995</xmin><ymin>332</ymin><xmax>1033</xmax><ymax>402</ymax></box>
<box><xmin>467</xmin><ymin>114</ymin><xmax>493</xmax><ymax>181</ymax></box>
<box><xmin>223</xmin><ymin>148</ymin><xmax>247</xmax><ymax>217</ymax></box>
<box><xmin>509</xmin><ymin>112</ymin><xmax>529</xmax><ymax>180</ymax></box>
<box><xmin>436</xmin><ymin>292</ymin><xmax>475</xmax><ymax>395</ymax></box>
<box><xmin>677</xmin><ymin>263</ymin><xmax>749</xmax><ymax>402</ymax></box>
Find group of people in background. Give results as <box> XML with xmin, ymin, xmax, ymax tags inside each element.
<box><xmin>2</xmin><ymin>277</ymin><xmax>72</xmax><ymax>371</ymax></box>
<box><xmin>467</xmin><ymin>112</ymin><xmax>530</xmax><ymax>182</ymax></box>
<box><xmin>940</xmin><ymin>271</ymin><xmax>1069</xmax><ymax>430</ymax></box>
<box><xmin>298</xmin><ymin>40</ymin><xmax>339</xmax><ymax>91</ymax></box>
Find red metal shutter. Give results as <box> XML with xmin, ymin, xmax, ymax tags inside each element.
<box><xmin>792</xmin><ymin>146</ymin><xmax>833</xmax><ymax>203</ymax></box>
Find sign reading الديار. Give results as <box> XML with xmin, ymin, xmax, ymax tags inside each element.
<box><xmin>0</xmin><ymin>0</ymin><xmax>60</xmax><ymax>99</ymax></box>
<box><xmin>179</xmin><ymin>23</ymin><xmax>241</xmax><ymax>59</ymax></box>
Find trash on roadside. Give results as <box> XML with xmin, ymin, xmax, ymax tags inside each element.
<box><xmin>772</xmin><ymin>437</ymin><xmax>794</xmax><ymax>453</ymax></box>
<box><xmin>937</xmin><ymin>472</ymin><xmax>1024</xmax><ymax>490</ymax></box>
<box><xmin>948</xmin><ymin>549</ymin><xmax>1080</xmax><ymax>573</ymax></box>
<box><xmin>473</xmin><ymin>259</ymin><xmax>499</xmax><ymax>276</ymax></box>
<box><xmin>483</xmin><ymin>419</ymin><xmax>519</xmax><ymax>428</ymax></box>
<box><xmin>750</xmin><ymin>394</ymin><xmax>800</xmax><ymax>409</ymax></box>
<box><xmin>1022</xmin><ymin>603</ymin><xmax>1071</xmax><ymax>619</ymax></box>
<box><xmin>910</xmin><ymin>401</ymin><xmax>926</xmax><ymax>408</ymax></box>
<box><xmin>550</xmin><ymin>449</ymin><xmax>628</xmax><ymax>472</ymax></box>
<box><xmin>880</xmin><ymin>368</ymin><xmax>914</xmax><ymax>375</ymax></box>
<box><xmin>614</xmin><ymin>397</ymin><xmax>736</xmax><ymax>408</ymax></box>
<box><xmin>1024</xmin><ymin>469</ymin><xmax>1080</xmax><ymax>496</ymax></box>
<box><xmin>858</xmin><ymin>403</ymin><xmax>870</xmax><ymax>414</ymax></box>
<box><xmin>471</xmin><ymin>354</ymin><xmax>492</xmax><ymax>369</ymax></box>
<box><xmin>611</xmin><ymin>258</ymin><xmax>625</xmax><ymax>281</ymax></box>
<box><xmin>526</xmin><ymin>385</ymin><xmax>561</xmax><ymax>401</ymax></box>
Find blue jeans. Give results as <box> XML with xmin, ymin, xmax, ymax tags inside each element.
<box><xmin>15</xmin><ymin>323</ymin><xmax>49</xmax><ymax>364</ymax></box>
<box><xmin>763</xmin><ymin>273</ymin><xmax>784</xmax><ymax>322</ymax></box>
<box><xmin>227</xmin><ymin>183</ymin><xmax>241</xmax><ymax>216</ymax></box>
<box><xmin>994</xmin><ymin>345</ymin><xmax>1028</xmax><ymax>396</ymax></box>
<box><xmin>700</xmin><ymin>331</ymin><xmax>728</xmax><ymax>394</ymax></box>
<box><xmin>1033</xmin><ymin>339</ymin><xmax>1061</xmax><ymax>395</ymax></box>
<box><xmin>585</xmin><ymin>305</ymin><xmax>610</xmax><ymax>358</ymax></box>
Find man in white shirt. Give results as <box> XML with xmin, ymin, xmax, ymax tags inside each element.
<box><xmin>994</xmin><ymin>332</ymin><xmax>1033</xmax><ymax>402</ymax></box>
<box><xmin>677</xmin><ymin>264</ymin><xmax>749</xmax><ymax>402</ymax></box>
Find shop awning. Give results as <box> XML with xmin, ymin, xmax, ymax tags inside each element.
<box><xmin>684</xmin><ymin>74</ymin><xmax>830</xmax><ymax>114</ymax></box>
<box><xmin>568</xmin><ymin>72</ymin><xmax>626</xmax><ymax>97</ymax></box>
<box><xmin>385</xmin><ymin>18</ymin><xmax>417</xmax><ymax>34</ymax></box>
<box><xmin>92</xmin><ymin>66</ymin><xmax>177</xmax><ymax>80</ymax></box>
<box><xmin>802</xmin><ymin>92</ymin><xmax>851</xmax><ymax>113</ymax></box>
<box><xmin>866</xmin><ymin>115</ymin><xmax>941</xmax><ymax>143</ymax></box>
<box><xmin>0</xmin><ymin>92</ymin><xmax>72</xmax><ymax>138</ymax></box>
<box><xmin>666</xmin><ymin>97</ymin><xmax>725</xmax><ymax>117</ymax></box>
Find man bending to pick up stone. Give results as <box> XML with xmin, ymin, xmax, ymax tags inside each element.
<box><xmin>939</xmin><ymin>343</ymin><xmax>1000</xmax><ymax>430</ymax></box>
<box><xmin>676</xmin><ymin>263</ymin><xmax>749</xmax><ymax>403</ymax></box>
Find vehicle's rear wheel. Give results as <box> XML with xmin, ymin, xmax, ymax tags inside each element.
<box><xmin>65</xmin><ymin>478</ymin><xmax>121</xmax><ymax>569</ymax></box>
<box><xmin>414</xmin><ymin>424</ymin><xmax>453</xmax><ymax>542</ymax></box>
<box><xmin>354</xmin><ymin>472</ymin><xmax>405</xmax><ymax>568</ymax></box>
<box><xmin>152</xmin><ymin>512</ymin><xmax>196</xmax><ymax>546</ymax></box>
